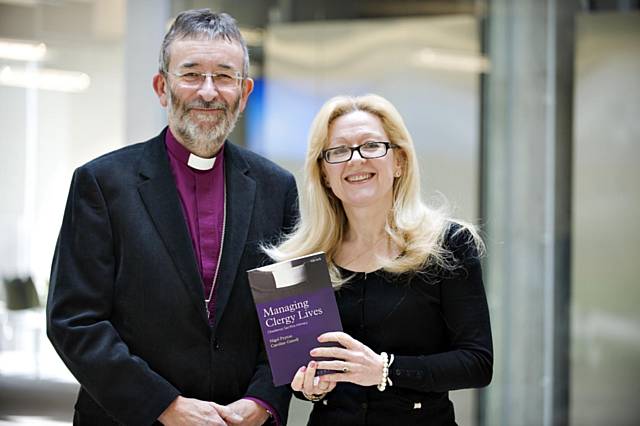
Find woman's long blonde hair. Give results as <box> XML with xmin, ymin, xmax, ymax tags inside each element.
<box><xmin>264</xmin><ymin>94</ymin><xmax>482</xmax><ymax>286</ymax></box>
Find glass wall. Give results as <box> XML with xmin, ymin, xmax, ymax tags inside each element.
<box><xmin>571</xmin><ymin>12</ymin><xmax>640</xmax><ymax>426</ymax></box>
<box><xmin>0</xmin><ymin>0</ymin><xmax>125</xmax><ymax>295</ymax></box>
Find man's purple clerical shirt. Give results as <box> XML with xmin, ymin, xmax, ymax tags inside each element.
<box><xmin>165</xmin><ymin>129</ymin><xmax>224</xmax><ymax>323</ymax></box>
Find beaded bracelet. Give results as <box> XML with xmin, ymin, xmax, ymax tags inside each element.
<box><xmin>377</xmin><ymin>352</ymin><xmax>390</xmax><ymax>391</ymax></box>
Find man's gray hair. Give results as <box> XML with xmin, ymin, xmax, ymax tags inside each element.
<box><xmin>159</xmin><ymin>9</ymin><xmax>249</xmax><ymax>77</ymax></box>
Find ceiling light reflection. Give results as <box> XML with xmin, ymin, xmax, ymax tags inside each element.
<box><xmin>0</xmin><ymin>66</ymin><xmax>91</xmax><ymax>93</ymax></box>
<box><xmin>0</xmin><ymin>40</ymin><xmax>47</xmax><ymax>61</ymax></box>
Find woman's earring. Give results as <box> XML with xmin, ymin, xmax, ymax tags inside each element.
<box><xmin>394</xmin><ymin>170</ymin><xmax>401</xmax><ymax>178</ymax></box>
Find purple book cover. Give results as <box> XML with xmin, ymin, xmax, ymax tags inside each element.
<box><xmin>248</xmin><ymin>252</ymin><xmax>343</xmax><ymax>386</ymax></box>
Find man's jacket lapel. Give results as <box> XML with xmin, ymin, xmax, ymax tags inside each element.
<box><xmin>212</xmin><ymin>142</ymin><xmax>256</xmax><ymax>330</ymax></box>
<box><xmin>136</xmin><ymin>135</ymin><xmax>208</xmax><ymax>324</ymax></box>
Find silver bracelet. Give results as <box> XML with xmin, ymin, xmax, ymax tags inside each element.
<box><xmin>377</xmin><ymin>352</ymin><xmax>390</xmax><ymax>391</ymax></box>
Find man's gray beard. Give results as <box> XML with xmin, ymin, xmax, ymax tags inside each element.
<box><xmin>167</xmin><ymin>91</ymin><xmax>240</xmax><ymax>156</ymax></box>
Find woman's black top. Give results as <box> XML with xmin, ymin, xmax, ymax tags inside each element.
<box><xmin>305</xmin><ymin>227</ymin><xmax>493</xmax><ymax>426</ymax></box>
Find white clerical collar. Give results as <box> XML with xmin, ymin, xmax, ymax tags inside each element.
<box><xmin>187</xmin><ymin>153</ymin><xmax>216</xmax><ymax>171</ymax></box>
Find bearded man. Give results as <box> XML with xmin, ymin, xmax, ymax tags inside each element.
<box><xmin>47</xmin><ymin>9</ymin><xmax>297</xmax><ymax>426</ymax></box>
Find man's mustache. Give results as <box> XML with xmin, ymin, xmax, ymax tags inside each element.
<box><xmin>185</xmin><ymin>101</ymin><xmax>227</xmax><ymax>112</ymax></box>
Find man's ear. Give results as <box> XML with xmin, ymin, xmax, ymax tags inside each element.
<box><xmin>152</xmin><ymin>73</ymin><xmax>168</xmax><ymax>107</ymax></box>
<box><xmin>238</xmin><ymin>77</ymin><xmax>254</xmax><ymax>113</ymax></box>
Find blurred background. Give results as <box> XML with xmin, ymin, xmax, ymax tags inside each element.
<box><xmin>0</xmin><ymin>0</ymin><xmax>638</xmax><ymax>425</ymax></box>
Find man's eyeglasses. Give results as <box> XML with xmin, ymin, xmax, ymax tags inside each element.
<box><xmin>321</xmin><ymin>141</ymin><xmax>398</xmax><ymax>164</ymax></box>
<box><xmin>165</xmin><ymin>70</ymin><xmax>244</xmax><ymax>90</ymax></box>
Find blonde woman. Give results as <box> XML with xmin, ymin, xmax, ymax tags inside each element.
<box><xmin>266</xmin><ymin>94</ymin><xmax>492</xmax><ymax>425</ymax></box>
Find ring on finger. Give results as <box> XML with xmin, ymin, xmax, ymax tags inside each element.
<box><xmin>342</xmin><ymin>366</ymin><xmax>349</xmax><ymax>373</ymax></box>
